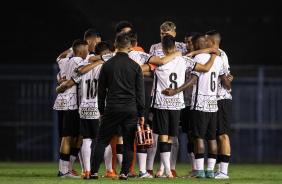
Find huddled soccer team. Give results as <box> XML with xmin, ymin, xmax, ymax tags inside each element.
<box><xmin>53</xmin><ymin>20</ymin><xmax>233</xmax><ymax>180</ymax></box>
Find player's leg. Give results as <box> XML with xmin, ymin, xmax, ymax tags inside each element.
<box><xmin>205</xmin><ymin>112</ymin><xmax>218</xmax><ymax>179</ymax></box>
<box><xmin>146</xmin><ymin>133</ymin><xmax>158</xmax><ymax>176</ymax></box>
<box><xmin>120</xmin><ymin>111</ymin><xmax>138</xmax><ymax>179</ymax></box>
<box><xmin>104</xmin><ymin>144</ymin><xmax>119</xmax><ymax>178</ymax></box>
<box><xmin>215</xmin><ymin>99</ymin><xmax>231</xmax><ymax>179</ymax></box>
<box><xmin>110</xmin><ymin>135</ymin><xmax>118</xmax><ymax>173</ymax></box>
<box><xmin>128</xmin><ymin>142</ymin><xmax>138</xmax><ymax>178</ymax></box>
<box><xmin>116</xmin><ymin>135</ymin><xmax>123</xmax><ymax>167</ymax></box>
<box><xmin>188</xmin><ymin>110</ymin><xmax>207</xmax><ymax>178</ymax></box>
<box><xmin>89</xmin><ymin>111</ymin><xmax>121</xmax><ymax>179</ymax></box>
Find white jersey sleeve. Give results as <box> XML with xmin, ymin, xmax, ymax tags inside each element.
<box><xmin>128</xmin><ymin>51</ymin><xmax>152</xmax><ymax>65</ymax></box>
<box><xmin>217</xmin><ymin>49</ymin><xmax>232</xmax><ymax>100</ymax></box>
<box><xmin>101</xmin><ymin>53</ymin><xmax>116</xmax><ymax>62</ymax></box>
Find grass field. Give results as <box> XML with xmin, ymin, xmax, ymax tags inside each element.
<box><xmin>0</xmin><ymin>162</ymin><xmax>282</xmax><ymax>184</ymax></box>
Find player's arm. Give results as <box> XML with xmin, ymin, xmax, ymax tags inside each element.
<box><xmin>186</xmin><ymin>48</ymin><xmax>220</xmax><ymax>58</ymax></box>
<box><xmin>220</xmin><ymin>74</ymin><xmax>231</xmax><ymax>91</ymax></box>
<box><xmin>77</xmin><ymin>60</ymin><xmax>104</xmax><ymax>74</ymax></box>
<box><xmin>228</xmin><ymin>73</ymin><xmax>233</xmax><ymax>82</ymax></box>
<box><xmin>148</xmin><ymin>51</ymin><xmax>182</xmax><ymax>66</ymax></box>
<box><xmin>56</xmin><ymin>48</ymin><xmax>71</xmax><ymax>63</ymax></box>
<box><xmin>194</xmin><ymin>54</ymin><xmax>217</xmax><ymax>72</ymax></box>
<box><xmin>88</xmin><ymin>55</ymin><xmax>102</xmax><ymax>62</ymax></box>
<box><xmin>162</xmin><ymin>74</ymin><xmax>198</xmax><ymax>96</ymax></box>
<box><xmin>57</xmin><ymin>72</ymin><xmax>67</xmax><ymax>84</ymax></box>
<box><xmin>143</xmin><ymin>71</ymin><xmax>154</xmax><ymax>78</ymax></box>
<box><xmin>56</xmin><ymin>79</ymin><xmax>75</xmax><ymax>93</ymax></box>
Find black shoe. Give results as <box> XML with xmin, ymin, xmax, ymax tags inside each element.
<box><xmin>84</xmin><ymin>173</ymin><xmax>98</xmax><ymax>180</ymax></box>
<box><xmin>119</xmin><ymin>173</ymin><xmax>128</xmax><ymax>180</ymax></box>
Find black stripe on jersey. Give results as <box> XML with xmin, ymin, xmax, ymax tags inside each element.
<box><xmin>71</xmin><ymin>77</ymin><xmax>79</xmax><ymax>84</ymax></box>
<box><xmin>192</xmin><ymin>62</ymin><xmax>197</xmax><ymax>71</ymax></box>
<box><xmin>192</xmin><ymin>74</ymin><xmax>199</xmax><ymax>110</ymax></box>
<box><xmin>89</xmin><ymin>51</ymin><xmax>95</xmax><ymax>55</ymax></box>
<box><xmin>147</xmin><ymin>56</ymin><xmax>153</xmax><ymax>64</ymax></box>
<box><xmin>100</xmin><ymin>55</ymin><xmax>104</xmax><ymax>61</ymax></box>
<box><xmin>151</xmin><ymin>73</ymin><xmax>158</xmax><ymax>108</ymax></box>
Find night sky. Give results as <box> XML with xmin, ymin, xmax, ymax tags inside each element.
<box><xmin>2</xmin><ymin>1</ymin><xmax>280</xmax><ymax>66</ymax></box>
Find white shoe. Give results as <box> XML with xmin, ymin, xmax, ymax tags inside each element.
<box><xmin>155</xmin><ymin>169</ymin><xmax>164</xmax><ymax>178</ymax></box>
<box><xmin>59</xmin><ymin>171</ymin><xmax>79</xmax><ymax>178</ymax></box>
<box><xmin>139</xmin><ymin>171</ymin><xmax>153</xmax><ymax>178</ymax></box>
<box><xmin>215</xmin><ymin>172</ymin><xmax>229</xmax><ymax>179</ymax></box>
<box><xmin>166</xmin><ymin>171</ymin><xmax>173</xmax><ymax>178</ymax></box>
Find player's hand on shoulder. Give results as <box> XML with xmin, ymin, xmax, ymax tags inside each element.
<box><xmin>162</xmin><ymin>88</ymin><xmax>177</xmax><ymax>96</ymax></box>
<box><xmin>228</xmin><ymin>73</ymin><xmax>233</xmax><ymax>82</ymax></box>
<box><xmin>186</xmin><ymin>52</ymin><xmax>193</xmax><ymax>58</ymax></box>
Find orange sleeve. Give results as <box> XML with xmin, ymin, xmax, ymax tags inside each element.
<box><xmin>134</xmin><ymin>46</ymin><xmax>145</xmax><ymax>52</ymax></box>
<box><xmin>148</xmin><ymin>63</ymin><xmax>156</xmax><ymax>71</ymax></box>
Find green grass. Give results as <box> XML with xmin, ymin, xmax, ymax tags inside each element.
<box><xmin>0</xmin><ymin>162</ymin><xmax>282</xmax><ymax>184</ymax></box>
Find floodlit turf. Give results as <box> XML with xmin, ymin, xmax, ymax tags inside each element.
<box><xmin>0</xmin><ymin>162</ymin><xmax>282</xmax><ymax>184</ymax></box>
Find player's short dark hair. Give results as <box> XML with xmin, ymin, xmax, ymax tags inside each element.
<box><xmin>115</xmin><ymin>21</ymin><xmax>133</xmax><ymax>33</ymax></box>
<box><xmin>72</xmin><ymin>39</ymin><xmax>88</xmax><ymax>54</ymax></box>
<box><xmin>206</xmin><ymin>30</ymin><xmax>221</xmax><ymax>44</ymax></box>
<box><xmin>94</xmin><ymin>41</ymin><xmax>110</xmax><ymax>55</ymax></box>
<box><xmin>105</xmin><ymin>40</ymin><xmax>116</xmax><ymax>52</ymax></box>
<box><xmin>162</xmin><ymin>35</ymin><xmax>175</xmax><ymax>50</ymax></box>
<box><xmin>191</xmin><ymin>33</ymin><xmax>205</xmax><ymax>44</ymax></box>
<box><xmin>185</xmin><ymin>32</ymin><xmax>197</xmax><ymax>39</ymax></box>
<box><xmin>84</xmin><ymin>29</ymin><xmax>101</xmax><ymax>40</ymax></box>
<box><xmin>126</xmin><ymin>31</ymin><xmax>138</xmax><ymax>47</ymax></box>
<box><xmin>115</xmin><ymin>32</ymin><xmax>131</xmax><ymax>49</ymax></box>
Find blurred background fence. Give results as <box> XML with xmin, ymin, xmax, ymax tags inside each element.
<box><xmin>0</xmin><ymin>64</ymin><xmax>281</xmax><ymax>163</ymax></box>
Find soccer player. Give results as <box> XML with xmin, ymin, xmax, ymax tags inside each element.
<box><xmin>148</xmin><ymin>21</ymin><xmax>187</xmax><ymax>178</ymax></box>
<box><xmin>89</xmin><ymin>32</ymin><xmax>145</xmax><ymax>180</ymax></box>
<box><xmin>163</xmin><ymin>33</ymin><xmax>231</xmax><ymax>179</ymax></box>
<box><xmin>206</xmin><ymin>30</ymin><xmax>232</xmax><ymax>179</ymax></box>
<box><xmin>56</xmin><ymin>39</ymin><xmax>88</xmax><ymax>178</ymax></box>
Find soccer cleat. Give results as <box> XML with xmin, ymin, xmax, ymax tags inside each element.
<box><xmin>205</xmin><ymin>170</ymin><xmax>215</xmax><ymax>178</ymax></box>
<box><xmin>155</xmin><ymin>169</ymin><xmax>164</xmax><ymax>178</ymax></box>
<box><xmin>146</xmin><ymin>169</ymin><xmax>154</xmax><ymax>177</ymax></box>
<box><xmin>215</xmin><ymin>171</ymin><xmax>229</xmax><ymax>179</ymax></box>
<box><xmin>83</xmin><ymin>171</ymin><xmax>90</xmax><ymax>180</ymax></box>
<box><xmin>166</xmin><ymin>171</ymin><xmax>174</xmax><ymax>178</ymax></box>
<box><xmin>58</xmin><ymin>171</ymin><xmax>78</xmax><ymax>178</ymax></box>
<box><xmin>70</xmin><ymin>169</ymin><xmax>79</xmax><ymax>176</ymax></box>
<box><xmin>171</xmin><ymin>169</ymin><xmax>178</xmax><ymax>178</ymax></box>
<box><xmin>105</xmin><ymin>170</ymin><xmax>119</xmax><ymax>178</ymax></box>
<box><xmin>128</xmin><ymin>170</ymin><xmax>139</xmax><ymax>178</ymax></box>
<box><xmin>119</xmin><ymin>173</ymin><xmax>128</xmax><ymax>180</ymax></box>
<box><xmin>81</xmin><ymin>172</ymin><xmax>85</xmax><ymax>178</ymax></box>
<box><xmin>188</xmin><ymin>170</ymin><xmax>205</xmax><ymax>178</ymax></box>
<box><xmin>214</xmin><ymin>171</ymin><xmax>220</xmax><ymax>176</ymax></box>
<box><xmin>139</xmin><ymin>171</ymin><xmax>153</xmax><ymax>178</ymax></box>
<box><xmin>181</xmin><ymin>169</ymin><xmax>197</xmax><ymax>178</ymax></box>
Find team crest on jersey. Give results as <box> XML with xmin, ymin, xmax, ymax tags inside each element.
<box><xmin>81</xmin><ymin>107</ymin><xmax>99</xmax><ymax>116</ymax></box>
<box><xmin>163</xmin><ymin>98</ymin><xmax>181</xmax><ymax>107</ymax></box>
<box><xmin>55</xmin><ymin>99</ymin><xmax>67</xmax><ymax>107</ymax></box>
<box><xmin>206</xmin><ymin>100</ymin><xmax>217</xmax><ymax>109</ymax></box>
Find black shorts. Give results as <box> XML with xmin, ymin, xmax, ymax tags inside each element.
<box><xmin>152</xmin><ymin>109</ymin><xmax>181</xmax><ymax>136</ymax></box>
<box><xmin>62</xmin><ymin>109</ymin><xmax>80</xmax><ymax>137</ymax></box>
<box><xmin>57</xmin><ymin>110</ymin><xmax>66</xmax><ymax>138</ymax></box>
<box><xmin>191</xmin><ymin>110</ymin><xmax>217</xmax><ymax>140</ymax></box>
<box><xmin>217</xmin><ymin>99</ymin><xmax>232</xmax><ymax>135</ymax></box>
<box><xmin>180</xmin><ymin>106</ymin><xmax>192</xmax><ymax>134</ymax></box>
<box><xmin>80</xmin><ymin>119</ymin><xmax>100</xmax><ymax>139</ymax></box>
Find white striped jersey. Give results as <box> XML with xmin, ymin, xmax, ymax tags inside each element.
<box><xmin>151</xmin><ymin>56</ymin><xmax>196</xmax><ymax>110</ymax></box>
<box><xmin>217</xmin><ymin>49</ymin><xmax>232</xmax><ymax>100</ymax></box>
<box><xmin>72</xmin><ymin>64</ymin><xmax>103</xmax><ymax>119</ymax></box>
<box><xmin>191</xmin><ymin>54</ymin><xmax>225</xmax><ymax>112</ymax></box>
<box><xmin>101</xmin><ymin>50</ymin><xmax>152</xmax><ymax>65</ymax></box>
<box><xmin>149</xmin><ymin>42</ymin><xmax>188</xmax><ymax>58</ymax></box>
<box><xmin>53</xmin><ymin>57</ymin><xmax>85</xmax><ymax>110</ymax></box>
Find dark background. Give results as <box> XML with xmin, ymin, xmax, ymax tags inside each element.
<box><xmin>1</xmin><ymin>1</ymin><xmax>281</xmax><ymax>66</ymax></box>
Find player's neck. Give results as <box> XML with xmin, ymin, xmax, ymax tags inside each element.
<box><xmin>116</xmin><ymin>48</ymin><xmax>128</xmax><ymax>53</ymax></box>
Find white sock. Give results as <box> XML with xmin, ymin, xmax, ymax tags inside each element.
<box><xmin>220</xmin><ymin>162</ymin><xmax>229</xmax><ymax>174</ymax></box>
<box><xmin>81</xmin><ymin>138</ymin><xmax>92</xmax><ymax>172</ymax></box>
<box><xmin>104</xmin><ymin>144</ymin><xmax>113</xmax><ymax>172</ymax></box>
<box><xmin>188</xmin><ymin>152</ymin><xmax>196</xmax><ymax>170</ymax></box>
<box><xmin>60</xmin><ymin>159</ymin><xmax>69</xmax><ymax>174</ymax></box>
<box><xmin>146</xmin><ymin>133</ymin><xmax>158</xmax><ymax>170</ymax></box>
<box><xmin>170</xmin><ymin>136</ymin><xmax>179</xmax><ymax>170</ymax></box>
<box><xmin>216</xmin><ymin>163</ymin><xmax>221</xmax><ymax>173</ymax></box>
<box><xmin>78</xmin><ymin>151</ymin><xmax>85</xmax><ymax>173</ymax></box>
<box><xmin>195</xmin><ymin>158</ymin><xmax>204</xmax><ymax>171</ymax></box>
<box><xmin>207</xmin><ymin>158</ymin><xmax>216</xmax><ymax>171</ymax></box>
<box><xmin>160</xmin><ymin>152</ymin><xmax>171</xmax><ymax>175</ymax></box>
<box><xmin>137</xmin><ymin>153</ymin><xmax>147</xmax><ymax>173</ymax></box>
<box><xmin>68</xmin><ymin>155</ymin><xmax>76</xmax><ymax>171</ymax></box>
<box><xmin>117</xmin><ymin>154</ymin><xmax>123</xmax><ymax>167</ymax></box>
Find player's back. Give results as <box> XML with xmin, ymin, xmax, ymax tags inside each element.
<box><xmin>152</xmin><ymin>56</ymin><xmax>194</xmax><ymax>110</ymax></box>
<box><xmin>191</xmin><ymin>53</ymin><xmax>224</xmax><ymax>112</ymax></box>
<box><xmin>149</xmin><ymin>42</ymin><xmax>187</xmax><ymax>57</ymax></box>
